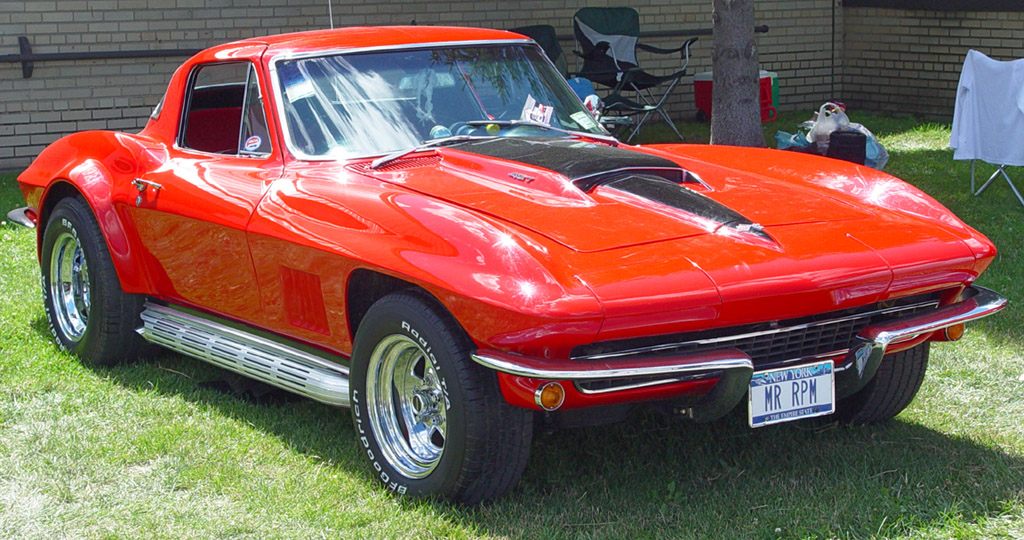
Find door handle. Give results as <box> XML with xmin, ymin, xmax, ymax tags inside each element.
<box><xmin>132</xmin><ymin>178</ymin><xmax>163</xmax><ymax>206</ymax></box>
<box><xmin>132</xmin><ymin>178</ymin><xmax>162</xmax><ymax>192</ymax></box>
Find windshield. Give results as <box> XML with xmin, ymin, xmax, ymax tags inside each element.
<box><xmin>274</xmin><ymin>43</ymin><xmax>605</xmax><ymax>159</ymax></box>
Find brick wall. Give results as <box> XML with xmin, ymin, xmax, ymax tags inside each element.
<box><xmin>0</xmin><ymin>1</ymin><xmax>836</xmax><ymax>171</ymax></box>
<box><xmin>750</xmin><ymin>0</ymin><xmax>841</xmax><ymax>112</ymax></box>
<box><xmin>842</xmin><ymin>8</ymin><xmax>1024</xmax><ymax>118</ymax></box>
<box><xmin>0</xmin><ymin>1</ymin><xmax>326</xmax><ymax>170</ymax></box>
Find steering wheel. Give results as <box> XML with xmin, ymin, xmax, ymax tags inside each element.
<box><xmin>448</xmin><ymin>122</ymin><xmax>480</xmax><ymax>137</ymax></box>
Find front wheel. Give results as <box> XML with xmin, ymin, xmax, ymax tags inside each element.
<box><xmin>350</xmin><ymin>291</ymin><xmax>532</xmax><ymax>504</ymax></box>
<box><xmin>836</xmin><ymin>342</ymin><xmax>929</xmax><ymax>424</ymax></box>
<box><xmin>41</xmin><ymin>196</ymin><xmax>146</xmax><ymax>365</ymax></box>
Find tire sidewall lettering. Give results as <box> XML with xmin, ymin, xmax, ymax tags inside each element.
<box><xmin>60</xmin><ymin>217</ymin><xmax>78</xmax><ymax>240</ymax></box>
<box><xmin>352</xmin><ymin>387</ymin><xmax>413</xmax><ymax>494</ymax></box>
<box><xmin>352</xmin><ymin>310</ymin><xmax>463</xmax><ymax>497</ymax></box>
<box><xmin>43</xmin><ymin>212</ymin><xmax>83</xmax><ymax>353</ymax></box>
<box><xmin>400</xmin><ymin>320</ymin><xmax>451</xmax><ymax>410</ymax></box>
<box><xmin>41</xmin><ymin>272</ymin><xmax>65</xmax><ymax>352</ymax></box>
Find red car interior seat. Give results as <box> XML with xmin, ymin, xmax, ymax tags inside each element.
<box><xmin>184</xmin><ymin>107</ymin><xmax>242</xmax><ymax>154</ymax></box>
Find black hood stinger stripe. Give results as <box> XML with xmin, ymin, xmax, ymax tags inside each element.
<box><xmin>603</xmin><ymin>174</ymin><xmax>773</xmax><ymax>242</ymax></box>
<box><xmin>450</xmin><ymin>137</ymin><xmax>678</xmax><ymax>182</ymax></box>
<box><xmin>450</xmin><ymin>137</ymin><xmax>773</xmax><ymax>242</ymax></box>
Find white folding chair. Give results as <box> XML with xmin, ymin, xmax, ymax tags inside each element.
<box><xmin>950</xmin><ymin>49</ymin><xmax>1024</xmax><ymax>209</ymax></box>
<box><xmin>971</xmin><ymin>162</ymin><xmax>1024</xmax><ymax>207</ymax></box>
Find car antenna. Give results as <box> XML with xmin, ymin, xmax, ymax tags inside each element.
<box><xmin>327</xmin><ymin>0</ymin><xmax>334</xmax><ymax>29</ymax></box>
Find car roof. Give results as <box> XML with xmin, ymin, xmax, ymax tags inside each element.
<box><xmin>140</xmin><ymin>26</ymin><xmax>532</xmax><ymax>145</ymax></box>
<box><xmin>215</xmin><ymin>26</ymin><xmax>528</xmax><ymax>59</ymax></box>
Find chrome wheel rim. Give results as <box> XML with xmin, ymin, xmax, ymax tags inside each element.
<box><xmin>365</xmin><ymin>334</ymin><xmax>447</xmax><ymax>479</ymax></box>
<box><xmin>49</xmin><ymin>231</ymin><xmax>90</xmax><ymax>342</ymax></box>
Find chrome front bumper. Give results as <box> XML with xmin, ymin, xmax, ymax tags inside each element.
<box><xmin>472</xmin><ymin>285</ymin><xmax>1007</xmax><ymax>419</ymax></box>
<box><xmin>834</xmin><ymin>285</ymin><xmax>1006</xmax><ymax>397</ymax></box>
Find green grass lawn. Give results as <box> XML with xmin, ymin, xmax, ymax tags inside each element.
<box><xmin>1</xmin><ymin>119</ymin><xmax>1022</xmax><ymax>539</ymax></box>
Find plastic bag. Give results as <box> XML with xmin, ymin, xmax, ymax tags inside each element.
<box><xmin>849</xmin><ymin>123</ymin><xmax>889</xmax><ymax>170</ymax></box>
<box><xmin>803</xmin><ymin>102</ymin><xmax>849</xmax><ymax>152</ymax></box>
<box><xmin>775</xmin><ymin>130</ymin><xmax>811</xmax><ymax>150</ymax></box>
<box><xmin>567</xmin><ymin>77</ymin><xmax>597</xmax><ymax>103</ymax></box>
<box><xmin>799</xmin><ymin>102</ymin><xmax>889</xmax><ymax>170</ymax></box>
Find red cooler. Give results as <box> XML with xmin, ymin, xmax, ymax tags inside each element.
<box><xmin>694</xmin><ymin>70</ymin><xmax>777</xmax><ymax>122</ymax></box>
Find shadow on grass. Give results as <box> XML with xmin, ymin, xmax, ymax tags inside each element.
<box><xmin>82</xmin><ymin>346</ymin><xmax>1024</xmax><ymax>540</ymax></box>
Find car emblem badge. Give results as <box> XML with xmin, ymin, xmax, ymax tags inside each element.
<box><xmin>735</xmin><ymin>223</ymin><xmax>765</xmax><ymax>234</ymax></box>
<box><xmin>508</xmin><ymin>172</ymin><xmax>535</xmax><ymax>183</ymax></box>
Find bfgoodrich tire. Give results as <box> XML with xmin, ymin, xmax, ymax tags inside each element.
<box><xmin>836</xmin><ymin>342</ymin><xmax>930</xmax><ymax>425</ymax></box>
<box><xmin>349</xmin><ymin>290</ymin><xmax>532</xmax><ymax>504</ymax></box>
<box><xmin>41</xmin><ymin>196</ymin><xmax>147</xmax><ymax>365</ymax></box>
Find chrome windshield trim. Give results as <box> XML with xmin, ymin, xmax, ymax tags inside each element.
<box><xmin>267</xmin><ymin>39</ymin><xmax>535</xmax><ymax>162</ymax></box>
<box><xmin>574</xmin><ymin>300</ymin><xmax>940</xmax><ymax>362</ymax></box>
<box><xmin>462</xmin><ymin>119</ymin><xmax>616</xmax><ymax>145</ymax></box>
<box><xmin>471</xmin><ymin>348</ymin><xmax>752</xmax><ymax>380</ymax></box>
<box><xmin>269</xmin><ymin>38</ymin><xmax>534</xmax><ymax>64</ymax></box>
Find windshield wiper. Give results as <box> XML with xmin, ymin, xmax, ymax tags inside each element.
<box><xmin>463</xmin><ymin>120</ymin><xmax>620</xmax><ymax>146</ymax></box>
<box><xmin>369</xmin><ymin>135</ymin><xmax>485</xmax><ymax>170</ymax></box>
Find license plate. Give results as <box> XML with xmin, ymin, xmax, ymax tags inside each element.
<box><xmin>748</xmin><ymin>360</ymin><xmax>835</xmax><ymax>428</ymax></box>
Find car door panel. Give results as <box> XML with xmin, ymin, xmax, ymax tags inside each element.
<box><xmin>127</xmin><ymin>57</ymin><xmax>282</xmax><ymax>324</ymax></box>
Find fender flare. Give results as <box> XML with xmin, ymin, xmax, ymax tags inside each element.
<box><xmin>36</xmin><ymin>158</ymin><xmax>154</xmax><ymax>294</ymax></box>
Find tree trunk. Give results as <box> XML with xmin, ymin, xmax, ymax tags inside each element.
<box><xmin>710</xmin><ymin>0</ymin><xmax>765</xmax><ymax>147</ymax></box>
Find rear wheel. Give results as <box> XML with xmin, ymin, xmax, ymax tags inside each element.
<box><xmin>836</xmin><ymin>342</ymin><xmax>929</xmax><ymax>424</ymax></box>
<box><xmin>41</xmin><ymin>196</ymin><xmax>146</xmax><ymax>365</ymax></box>
<box><xmin>350</xmin><ymin>290</ymin><xmax>532</xmax><ymax>504</ymax></box>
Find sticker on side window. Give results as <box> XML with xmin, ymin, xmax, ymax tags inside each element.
<box><xmin>243</xmin><ymin>135</ymin><xmax>262</xmax><ymax>152</ymax></box>
<box><xmin>520</xmin><ymin>95</ymin><xmax>553</xmax><ymax>125</ymax></box>
<box><xmin>570</xmin><ymin>111</ymin><xmax>600</xmax><ymax>131</ymax></box>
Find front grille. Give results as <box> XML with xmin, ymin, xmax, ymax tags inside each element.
<box><xmin>572</xmin><ymin>292</ymin><xmax>944</xmax><ymax>370</ymax></box>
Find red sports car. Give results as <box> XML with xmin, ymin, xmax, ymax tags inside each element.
<box><xmin>9</xmin><ymin>27</ymin><xmax>1006</xmax><ymax>504</ymax></box>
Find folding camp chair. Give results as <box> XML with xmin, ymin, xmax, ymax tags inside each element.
<box><xmin>950</xmin><ymin>49</ymin><xmax>1024</xmax><ymax>209</ymax></box>
<box><xmin>510</xmin><ymin>24</ymin><xmax>631</xmax><ymax>132</ymax></box>
<box><xmin>572</xmin><ymin>7</ymin><xmax>697</xmax><ymax>142</ymax></box>
<box><xmin>509</xmin><ymin>25</ymin><xmax>568</xmax><ymax>77</ymax></box>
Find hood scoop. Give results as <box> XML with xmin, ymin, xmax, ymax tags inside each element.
<box><xmin>448</xmin><ymin>137</ymin><xmax>765</xmax><ymax>240</ymax></box>
<box><xmin>594</xmin><ymin>172</ymin><xmax>772</xmax><ymax>242</ymax></box>
<box><xmin>450</xmin><ymin>137</ymin><xmax>680</xmax><ymax>181</ymax></box>
<box><xmin>575</xmin><ymin>166</ymin><xmax>711</xmax><ymax>192</ymax></box>
<box><xmin>358</xmin><ymin>136</ymin><xmax>806</xmax><ymax>251</ymax></box>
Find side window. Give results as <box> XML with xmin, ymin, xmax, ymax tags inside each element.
<box><xmin>180</xmin><ymin>62</ymin><xmax>271</xmax><ymax>156</ymax></box>
<box><xmin>239</xmin><ymin>65</ymin><xmax>272</xmax><ymax>156</ymax></box>
<box><xmin>150</xmin><ymin>91</ymin><xmax>166</xmax><ymax>120</ymax></box>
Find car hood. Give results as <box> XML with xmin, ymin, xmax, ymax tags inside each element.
<box><xmin>353</xmin><ymin>137</ymin><xmax>875</xmax><ymax>252</ymax></box>
<box><xmin>346</xmin><ymin>137</ymin><xmax>982</xmax><ymax>332</ymax></box>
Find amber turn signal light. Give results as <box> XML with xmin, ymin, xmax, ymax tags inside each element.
<box><xmin>534</xmin><ymin>382</ymin><xmax>565</xmax><ymax>411</ymax></box>
<box><xmin>944</xmin><ymin>323</ymin><xmax>965</xmax><ymax>341</ymax></box>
